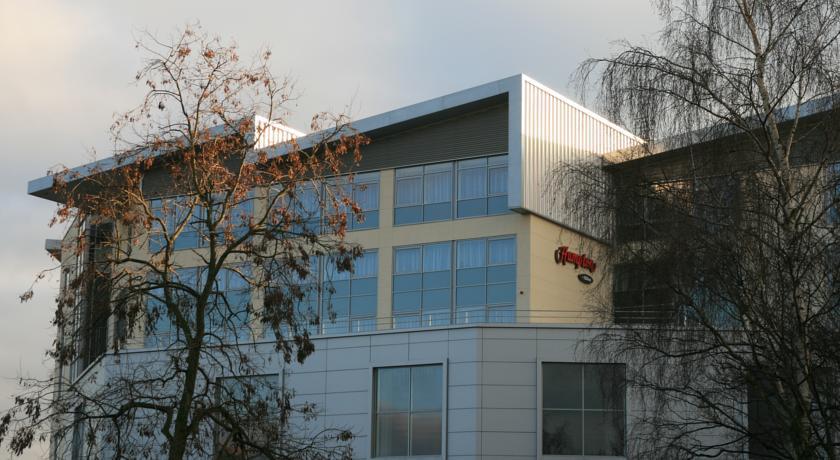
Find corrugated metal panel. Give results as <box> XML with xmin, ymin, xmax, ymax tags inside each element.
<box><xmin>520</xmin><ymin>79</ymin><xmax>641</xmax><ymax>240</ymax></box>
<box><xmin>355</xmin><ymin>103</ymin><xmax>508</xmax><ymax>172</ymax></box>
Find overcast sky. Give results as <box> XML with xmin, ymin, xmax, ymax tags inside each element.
<box><xmin>0</xmin><ymin>1</ymin><xmax>659</xmax><ymax>457</ymax></box>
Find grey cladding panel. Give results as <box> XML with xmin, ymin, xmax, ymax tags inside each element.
<box><xmin>355</xmin><ymin>103</ymin><xmax>508</xmax><ymax>171</ymax></box>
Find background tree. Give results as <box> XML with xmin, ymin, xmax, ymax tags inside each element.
<box><xmin>560</xmin><ymin>0</ymin><xmax>840</xmax><ymax>458</ymax></box>
<box><xmin>1</xmin><ymin>25</ymin><xmax>368</xmax><ymax>459</ymax></box>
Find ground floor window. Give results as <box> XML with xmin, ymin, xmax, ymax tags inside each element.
<box><xmin>542</xmin><ymin>363</ymin><xmax>626</xmax><ymax>456</ymax></box>
<box><xmin>373</xmin><ymin>364</ymin><xmax>443</xmax><ymax>457</ymax></box>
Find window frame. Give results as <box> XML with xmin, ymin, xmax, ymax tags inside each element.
<box><xmin>393</xmin><ymin>155</ymin><xmax>509</xmax><ymax>227</ymax></box>
<box><xmin>369</xmin><ymin>360</ymin><xmax>448</xmax><ymax>459</ymax></box>
<box><xmin>391</xmin><ymin>235</ymin><xmax>517</xmax><ymax>329</ymax></box>
<box><xmin>537</xmin><ymin>361</ymin><xmax>627</xmax><ymax>459</ymax></box>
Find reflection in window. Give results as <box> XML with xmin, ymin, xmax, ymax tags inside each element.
<box><xmin>374</xmin><ymin>365</ymin><xmax>442</xmax><ymax>457</ymax></box>
<box><xmin>542</xmin><ymin>363</ymin><xmax>626</xmax><ymax>456</ymax></box>
<box><xmin>149</xmin><ymin>194</ymin><xmax>253</xmax><ymax>251</ymax></box>
<box><xmin>214</xmin><ymin>374</ymin><xmax>281</xmax><ymax>458</ymax></box>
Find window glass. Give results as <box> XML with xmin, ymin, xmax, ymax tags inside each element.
<box><xmin>375</xmin><ymin>365</ymin><xmax>442</xmax><ymax>457</ymax></box>
<box><xmin>456</xmin><ymin>239</ymin><xmax>486</xmax><ymax>269</ymax></box>
<box><xmin>542</xmin><ymin>363</ymin><xmax>625</xmax><ymax>456</ymax></box>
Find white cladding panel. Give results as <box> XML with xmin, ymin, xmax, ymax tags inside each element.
<box><xmin>518</xmin><ymin>78</ymin><xmax>641</xmax><ymax>240</ymax></box>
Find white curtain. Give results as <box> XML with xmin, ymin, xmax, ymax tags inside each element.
<box><xmin>423</xmin><ymin>243</ymin><xmax>451</xmax><ymax>272</ymax></box>
<box><xmin>395</xmin><ymin>247</ymin><xmax>422</xmax><ymax>274</ymax></box>
<box><xmin>424</xmin><ymin>171</ymin><xmax>451</xmax><ymax>204</ymax></box>
<box><xmin>488</xmin><ymin>166</ymin><xmax>507</xmax><ymax>196</ymax></box>
<box><xmin>396</xmin><ymin>177</ymin><xmax>422</xmax><ymax>207</ymax></box>
<box><xmin>353</xmin><ymin>251</ymin><xmax>378</xmax><ymax>278</ymax></box>
<box><xmin>488</xmin><ymin>238</ymin><xmax>516</xmax><ymax>265</ymax></box>
<box><xmin>457</xmin><ymin>239</ymin><xmax>486</xmax><ymax>268</ymax></box>
<box><xmin>458</xmin><ymin>167</ymin><xmax>486</xmax><ymax>200</ymax></box>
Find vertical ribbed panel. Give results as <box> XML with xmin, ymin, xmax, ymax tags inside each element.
<box><xmin>254</xmin><ymin>116</ymin><xmax>304</xmax><ymax>149</ymax></box>
<box><xmin>520</xmin><ymin>79</ymin><xmax>641</xmax><ymax>239</ymax></box>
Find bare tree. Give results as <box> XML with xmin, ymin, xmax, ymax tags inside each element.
<box><xmin>558</xmin><ymin>1</ymin><xmax>840</xmax><ymax>458</ymax></box>
<box><xmin>1</xmin><ymin>25</ymin><xmax>369</xmax><ymax>459</ymax></box>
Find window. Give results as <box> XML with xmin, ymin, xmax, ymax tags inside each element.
<box><xmin>71</xmin><ymin>405</ymin><xmax>86</xmax><ymax>460</ymax></box>
<box><xmin>394</xmin><ymin>155</ymin><xmax>507</xmax><ymax>225</ymax></box>
<box><xmin>215</xmin><ymin>374</ymin><xmax>281</xmax><ymax>459</ymax></box>
<box><xmin>374</xmin><ymin>365</ymin><xmax>443</xmax><ymax>457</ymax></box>
<box><xmin>392</xmin><ymin>236</ymin><xmax>516</xmax><ymax>328</ymax></box>
<box><xmin>329</xmin><ymin>172</ymin><xmax>380</xmax><ymax>230</ymax></box>
<box><xmin>613</xmin><ymin>263</ymin><xmax>674</xmax><ymax>324</ymax></box>
<box><xmin>827</xmin><ymin>163</ymin><xmax>840</xmax><ymax>224</ymax></box>
<box><xmin>145</xmin><ymin>266</ymin><xmax>251</xmax><ymax>346</ymax></box>
<box><xmin>457</xmin><ymin>156</ymin><xmax>508</xmax><ymax>218</ymax></box>
<box><xmin>455</xmin><ymin>237</ymin><xmax>516</xmax><ymax>324</ymax></box>
<box><xmin>392</xmin><ymin>243</ymin><xmax>452</xmax><ymax>328</ymax></box>
<box><xmin>323</xmin><ymin>251</ymin><xmax>379</xmax><ymax>334</ymax></box>
<box><xmin>542</xmin><ymin>363</ymin><xmax>626</xmax><ymax>457</ymax></box>
<box><xmin>273</xmin><ymin>173</ymin><xmax>380</xmax><ymax>235</ymax></box>
<box><xmin>149</xmin><ymin>194</ymin><xmax>253</xmax><ymax>251</ymax></box>
<box><xmin>266</xmin><ymin>251</ymin><xmax>379</xmax><ymax>336</ymax></box>
<box><xmin>394</xmin><ymin>163</ymin><xmax>453</xmax><ymax>224</ymax></box>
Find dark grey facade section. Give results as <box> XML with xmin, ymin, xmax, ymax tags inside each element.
<box><xmin>354</xmin><ymin>100</ymin><xmax>509</xmax><ymax>173</ymax></box>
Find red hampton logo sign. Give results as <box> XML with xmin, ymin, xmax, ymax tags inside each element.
<box><xmin>553</xmin><ymin>246</ymin><xmax>596</xmax><ymax>273</ymax></box>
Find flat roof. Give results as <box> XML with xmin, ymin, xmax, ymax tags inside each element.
<box><xmin>28</xmin><ymin>74</ymin><xmax>636</xmax><ymax>201</ymax></box>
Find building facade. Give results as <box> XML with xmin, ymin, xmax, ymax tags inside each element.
<box><xmin>31</xmin><ymin>75</ymin><xmax>651</xmax><ymax>459</ymax></box>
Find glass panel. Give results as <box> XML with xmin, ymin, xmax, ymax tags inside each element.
<box><xmin>456</xmin><ymin>267</ymin><xmax>486</xmax><ymax>286</ymax></box>
<box><xmin>354</xmin><ymin>180</ymin><xmax>379</xmax><ymax>211</ymax></box>
<box><xmin>458</xmin><ymin>167</ymin><xmax>487</xmax><ymax>200</ymax></box>
<box><xmin>410</xmin><ymin>412</ymin><xmax>442</xmax><ymax>455</ymax></box>
<box><xmin>351</xmin><ymin>277</ymin><xmax>377</xmax><ymax>296</ymax></box>
<box><xmin>455</xmin><ymin>307</ymin><xmax>485</xmax><ymax>324</ymax></box>
<box><xmin>488</xmin><ymin>195</ymin><xmax>508</xmax><ymax>215</ymax></box>
<box><xmin>543</xmin><ymin>410</ymin><xmax>582</xmax><ymax>455</ymax></box>
<box><xmin>543</xmin><ymin>363</ymin><xmax>582</xmax><ymax>409</ymax></box>
<box><xmin>323</xmin><ymin>296</ymin><xmax>349</xmax><ymax>317</ymax></box>
<box><xmin>352</xmin><ymin>252</ymin><xmax>378</xmax><ymax>278</ymax></box>
<box><xmin>421</xmin><ymin>310</ymin><xmax>451</xmax><ymax>327</ymax></box>
<box><xmin>377</xmin><ymin>367</ymin><xmax>411</xmax><ymax>412</ymax></box>
<box><xmin>487</xmin><ymin>155</ymin><xmax>507</xmax><ymax>166</ymax></box>
<box><xmin>395</xmin><ymin>247</ymin><xmax>421</xmax><ymax>274</ymax></box>
<box><xmin>424</xmin><ymin>171</ymin><xmax>452</xmax><ymax>204</ymax></box>
<box><xmin>354</xmin><ymin>209</ymin><xmax>379</xmax><ymax>229</ymax></box>
<box><xmin>424</xmin><ymin>162</ymin><xmax>452</xmax><ymax>174</ymax></box>
<box><xmin>350</xmin><ymin>295</ymin><xmax>376</xmax><ymax>317</ymax></box>
<box><xmin>422</xmin><ymin>288</ymin><xmax>451</xmax><ymax>310</ymax></box>
<box><xmin>458</xmin><ymin>198</ymin><xmax>487</xmax><ymax>218</ymax></box>
<box><xmin>396</xmin><ymin>166</ymin><xmax>423</xmax><ymax>178</ymax></box>
<box><xmin>488</xmin><ymin>238</ymin><xmax>516</xmax><ymax>265</ymax></box>
<box><xmin>488</xmin><ymin>306</ymin><xmax>515</xmax><ymax>323</ymax></box>
<box><xmin>457</xmin><ymin>239</ymin><xmax>486</xmax><ymax>269</ymax></box>
<box><xmin>489</xmin><ymin>165</ymin><xmax>507</xmax><ymax>195</ymax></box>
<box><xmin>584</xmin><ymin>364</ymin><xmax>625</xmax><ymax>410</ymax></box>
<box><xmin>393</xmin><ymin>273</ymin><xmax>422</xmax><ymax>292</ymax></box>
<box><xmin>456</xmin><ymin>285</ymin><xmax>486</xmax><ymax>307</ymax></box>
<box><xmin>375</xmin><ymin>413</ymin><xmax>409</xmax><ymax>456</ymax></box>
<box><xmin>583</xmin><ymin>410</ymin><xmax>625</xmax><ymax>456</ymax></box>
<box><xmin>394</xmin><ymin>206</ymin><xmax>422</xmax><ymax>225</ymax></box>
<box><xmin>423</xmin><ymin>271</ymin><xmax>451</xmax><ymax>289</ymax></box>
<box><xmin>411</xmin><ymin>365</ymin><xmax>442</xmax><ymax>411</ymax></box>
<box><xmin>487</xmin><ymin>265</ymin><xmax>515</xmax><ymax>283</ymax></box>
<box><xmin>393</xmin><ymin>314</ymin><xmax>420</xmax><ymax>329</ymax></box>
<box><xmin>423</xmin><ymin>243</ymin><xmax>451</xmax><ymax>272</ymax></box>
<box><xmin>487</xmin><ymin>282</ymin><xmax>516</xmax><ymax>305</ymax></box>
<box><xmin>393</xmin><ymin>291</ymin><xmax>421</xmax><ymax>312</ymax></box>
<box><xmin>423</xmin><ymin>202</ymin><xmax>451</xmax><ymax>221</ymax></box>
<box><xmin>395</xmin><ymin>176</ymin><xmax>422</xmax><ymax>207</ymax></box>
<box><xmin>327</xmin><ymin>279</ymin><xmax>350</xmax><ymax>297</ymax></box>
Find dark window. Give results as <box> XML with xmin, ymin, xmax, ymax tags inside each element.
<box><xmin>613</xmin><ymin>262</ymin><xmax>675</xmax><ymax>324</ymax></box>
<box><xmin>542</xmin><ymin>363</ymin><xmax>626</xmax><ymax>456</ymax></box>
<box><xmin>214</xmin><ymin>374</ymin><xmax>281</xmax><ymax>459</ymax></box>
